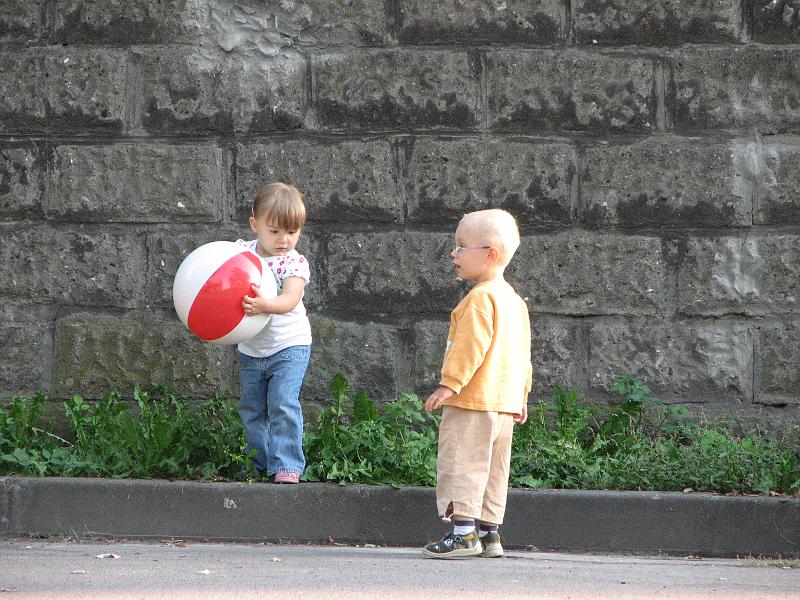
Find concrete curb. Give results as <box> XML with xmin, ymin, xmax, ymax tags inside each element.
<box><xmin>1</xmin><ymin>477</ymin><xmax>798</xmax><ymax>558</ymax></box>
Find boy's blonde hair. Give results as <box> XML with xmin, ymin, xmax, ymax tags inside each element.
<box><xmin>251</xmin><ymin>182</ymin><xmax>307</xmax><ymax>230</ymax></box>
<box><xmin>461</xmin><ymin>209</ymin><xmax>520</xmax><ymax>266</ymax></box>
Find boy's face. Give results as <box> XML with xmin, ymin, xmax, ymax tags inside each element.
<box><xmin>249</xmin><ymin>215</ymin><xmax>301</xmax><ymax>258</ymax></box>
<box><xmin>450</xmin><ymin>222</ymin><xmax>492</xmax><ymax>282</ymax></box>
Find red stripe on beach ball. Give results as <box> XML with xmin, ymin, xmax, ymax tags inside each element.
<box><xmin>187</xmin><ymin>251</ymin><xmax>262</xmax><ymax>341</ymax></box>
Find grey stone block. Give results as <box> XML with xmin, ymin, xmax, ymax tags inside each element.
<box><xmin>236</xmin><ymin>139</ymin><xmax>402</xmax><ymax>224</ymax></box>
<box><xmin>49</xmin><ymin>143</ymin><xmax>224</xmax><ymax>223</ymax></box>
<box><xmin>509</xmin><ymin>231</ymin><xmax>672</xmax><ymax>316</ymax></box>
<box><xmin>0</xmin><ymin>47</ymin><xmax>124</xmax><ymax>133</ymax></box>
<box><xmin>311</xmin><ymin>50</ymin><xmax>481</xmax><ymax>130</ymax></box>
<box><xmin>0</xmin><ymin>225</ymin><xmax>147</xmax><ymax>309</ymax></box>
<box><xmin>43</xmin><ymin>47</ymin><xmax>128</xmax><ymax>133</ymax></box>
<box><xmin>751</xmin><ymin>0</ymin><xmax>800</xmax><ymax>43</ymax></box>
<box><xmin>573</xmin><ymin>0</ymin><xmax>742</xmax><ymax>45</ymax></box>
<box><xmin>285</xmin><ymin>0</ymin><xmax>390</xmax><ymax>46</ymax></box>
<box><xmin>49</xmin><ymin>0</ymin><xmax>208</xmax><ymax>44</ymax></box>
<box><xmin>670</xmin><ymin>47</ymin><xmax>800</xmax><ymax>132</ymax></box>
<box><xmin>198</xmin><ymin>0</ymin><xmax>390</xmax><ymax>49</ymax></box>
<box><xmin>324</xmin><ymin>231</ymin><xmax>468</xmax><ymax>315</ymax></box>
<box><xmin>0</xmin><ymin>143</ymin><xmax>45</xmax><ymax>221</ymax></box>
<box><xmin>754</xmin><ymin>137</ymin><xmax>800</xmax><ymax>225</ymax></box>
<box><xmin>0</xmin><ymin>1</ymin><xmax>44</xmax><ymax>42</ymax></box>
<box><xmin>406</xmin><ymin>137</ymin><xmax>575</xmax><ymax>226</ymax></box>
<box><xmin>52</xmin><ymin>310</ymin><xmax>235</xmax><ymax>401</ymax></box>
<box><xmin>0</xmin><ymin>50</ymin><xmax>47</xmax><ymax>132</ymax></box>
<box><xmin>295</xmin><ymin>233</ymin><xmax>325</xmax><ymax>311</ymax></box>
<box><xmin>0</xmin><ymin>304</ymin><xmax>55</xmax><ymax>399</ymax></box>
<box><xmin>676</xmin><ymin>234</ymin><xmax>800</xmax><ymax>316</ymax></box>
<box><xmin>532</xmin><ymin>315</ymin><xmax>584</xmax><ymax>401</ymax></box>
<box><xmin>397</xmin><ymin>0</ymin><xmax>563</xmax><ymax>45</ymax></box>
<box><xmin>411</xmin><ymin>319</ymin><xmax>448</xmax><ymax>393</ymax></box>
<box><xmin>487</xmin><ymin>50</ymin><xmax>657</xmax><ymax>132</ymax></box>
<box><xmin>587</xmin><ymin>318</ymin><xmax>754</xmax><ymax>405</ymax></box>
<box><xmin>755</xmin><ymin>320</ymin><xmax>800</xmax><ymax>406</ymax></box>
<box><xmin>581</xmin><ymin>136</ymin><xmax>752</xmax><ymax>228</ymax></box>
<box><xmin>307</xmin><ymin>315</ymin><xmax>414</xmax><ymax>403</ymax></box>
<box><xmin>139</xmin><ymin>47</ymin><xmax>307</xmax><ymax>134</ymax></box>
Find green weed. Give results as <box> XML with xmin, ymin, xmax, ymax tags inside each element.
<box><xmin>1</xmin><ymin>375</ymin><xmax>797</xmax><ymax>496</ymax></box>
<box><xmin>302</xmin><ymin>374</ymin><xmax>440</xmax><ymax>486</ymax></box>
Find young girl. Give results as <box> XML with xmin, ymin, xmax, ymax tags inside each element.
<box><xmin>237</xmin><ymin>182</ymin><xmax>312</xmax><ymax>484</ymax></box>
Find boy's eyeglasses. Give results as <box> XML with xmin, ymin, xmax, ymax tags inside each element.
<box><xmin>453</xmin><ymin>245</ymin><xmax>491</xmax><ymax>255</ymax></box>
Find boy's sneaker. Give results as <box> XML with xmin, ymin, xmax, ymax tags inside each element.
<box><xmin>480</xmin><ymin>532</ymin><xmax>503</xmax><ymax>558</ymax></box>
<box><xmin>273</xmin><ymin>471</ymin><xmax>300</xmax><ymax>484</ymax></box>
<box><xmin>422</xmin><ymin>530</ymin><xmax>482</xmax><ymax>559</ymax></box>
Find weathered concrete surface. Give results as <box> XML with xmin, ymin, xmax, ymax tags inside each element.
<box><xmin>0</xmin><ymin>225</ymin><xmax>148</xmax><ymax>308</ymax></box>
<box><xmin>307</xmin><ymin>315</ymin><xmax>415</xmax><ymax>403</ymax></box>
<box><xmin>311</xmin><ymin>50</ymin><xmax>481</xmax><ymax>130</ymax></box>
<box><xmin>676</xmin><ymin>234</ymin><xmax>800</xmax><ymax>317</ymax></box>
<box><xmin>1</xmin><ymin>477</ymin><xmax>798</xmax><ymax>558</ymax></box>
<box><xmin>669</xmin><ymin>47</ymin><xmax>800</xmax><ymax>133</ymax></box>
<box><xmin>753</xmin><ymin>137</ymin><xmax>800</xmax><ymax>225</ymax></box>
<box><xmin>573</xmin><ymin>0</ymin><xmax>743</xmax><ymax>46</ymax></box>
<box><xmin>137</xmin><ymin>46</ymin><xmax>307</xmax><ymax>134</ymax></box>
<box><xmin>755</xmin><ymin>319</ymin><xmax>800</xmax><ymax>407</ymax></box>
<box><xmin>580</xmin><ymin>137</ymin><xmax>752</xmax><ymax>228</ymax></box>
<box><xmin>0</xmin><ymin>305</ymin><xmax>55</xmax><ymax>400</ymax></box>
<box><xmin>49</xmin><ymin>144</ymin><xmax>225</xmax><ymax>223</ymax></box>
<box><xmin>510</xmin><ymin>231</ymin><xmax>672</xmax><ymax>316</ymax></box>
<box><xmin>51</xmin><ymin>311</ymin><xmax>236</xmax><ymax>400</ymax></box>
<box><xmin>397</xmin><ymin>0</ymin><xmax>564</xmax><ymax>45</ymax></box>
<box><xmin>405</xmin><ymin>137</ymin><xmax>575</xmax><ymax>226</ymax></box>
<box><xmin>0</xmin><ymin>1</ymin><xmax>44</xmax><ymax>43</ymax></box>
<box><xmin>236</xmin><ymin>139</ymin><xmax>402</xmax><ymax>224</ymax></box>
<box><xmin>48</xmin><ymin>0</ymin><xmax>209</xmax><ymax>45</ymax></box>
<box><xmin>751</xmin><ymin>0</ymin><xmax>800</xmax><ymax>43</ymax></box>
<box><xmin>0</xmin><ymin>143</ymin><xmax>46</xmax><ymax>220</ymax></box>
<box><xmin>586</xmin><ymin>318</ymin><xmax>753</xmax><ymax>405</ymax></box>
<box><xmin>324</xmin><ymin>231</ymin><xmax>465</xmax><ymax>315</ymax></box>
<box><xmin>486</xmin><ymin>50</ymin><xmax>657</xmax><ymax>132</ymax></box>
<box><xmin>1</xmin><ymin>2</ymin><xmax>799</xmax><ymax>425</ymax></box>
<box><xmin>0</xmin><ymin>48</ymin><xmax>127</xmax><ymax>134</ymax></box>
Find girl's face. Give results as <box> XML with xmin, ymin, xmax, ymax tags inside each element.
<box><xmin>249</xmin><ymin>214</ymin><xmax>301</xmax><ymax>258</ymax></box>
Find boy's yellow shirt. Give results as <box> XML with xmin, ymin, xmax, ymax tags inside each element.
<box><xmin>440</xmin><ymin>279</ymin><xmax>533</xmax><ymax>414</ymax></box>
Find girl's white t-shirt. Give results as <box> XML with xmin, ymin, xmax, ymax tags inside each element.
<box><xmin>235</xmin><ymin>239</ymin><xmax>312</xmax><ymax>358</ymax></box>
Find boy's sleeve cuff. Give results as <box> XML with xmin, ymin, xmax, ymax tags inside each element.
<box><xmin>439</xmin><ymin>377</ymin><xmax>462</xmax><ymax>394</ymax></box>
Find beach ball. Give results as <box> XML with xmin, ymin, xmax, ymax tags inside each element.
<box><xmin>172</xmin><ymin>241</ymin><xmax>277</xmax><ymax>345</ymax></box>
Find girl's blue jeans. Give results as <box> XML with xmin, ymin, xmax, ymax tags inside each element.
<box><xmin>238</xmin><ymin>345</ymin><xmax>310</xmax><ymax>476</ymax></box>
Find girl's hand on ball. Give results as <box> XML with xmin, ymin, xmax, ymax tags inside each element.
<box><xmin>242</xmin><ymin>284</ymin><xmax>272</xmax><ymax>315</ymax></box>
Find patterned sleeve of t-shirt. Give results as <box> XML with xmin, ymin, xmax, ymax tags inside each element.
<box><xmin>269</xmin><ymin>252</ymin><xmax>311</xmax><ymax>285</ymax></box>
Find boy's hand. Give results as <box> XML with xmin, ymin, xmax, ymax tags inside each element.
<box><xmin>242</xmin><ymin>283</ymin><xmax>273</xmax><ymax>316</ymax></box>
<box><xmin>514</xmin><ymin>401</ymin><xmax>528</xmax><ymax>425</ymax></box>
<box><xmin>424</xmin><ymin>385</ymin><xmax>455</xmax><ymax>411</ymax></box>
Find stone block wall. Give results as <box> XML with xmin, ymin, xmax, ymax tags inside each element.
<box><xmin>1</xmin><ymin>1</ymin><xmax>798</xmax><ymax>428</ymax></box>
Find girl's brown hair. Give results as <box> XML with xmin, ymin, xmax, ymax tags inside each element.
<box><xmin>251</xmin><ymin>182</ymin><xmax>307</xmax><ymax>230</ymax></box>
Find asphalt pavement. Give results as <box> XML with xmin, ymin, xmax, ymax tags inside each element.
<box><xmin>2</xmin><ymin>539</ymin><xmax>799</xmax><ymax>599</ymax></box>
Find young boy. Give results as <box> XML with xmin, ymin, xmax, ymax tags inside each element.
<box><xmin>422</xmin><ymin>208</ymin><xmax>532</xmax><ymax>559</ymax></box>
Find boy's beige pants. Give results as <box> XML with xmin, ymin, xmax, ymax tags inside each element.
<box><xmin>436</xmin><ymin>405</ymin><xmax>515</xmax><ymax>525</ymax></box>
